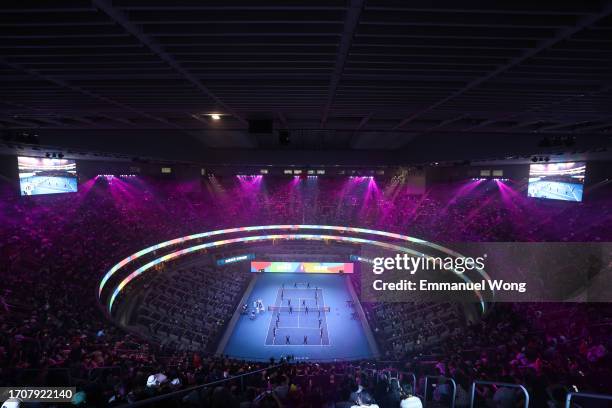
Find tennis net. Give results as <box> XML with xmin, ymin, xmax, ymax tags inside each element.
<box><xmin>268</xmin><ymin>305</ymin><xmax>330</xmax><ymax>313</ymax></box>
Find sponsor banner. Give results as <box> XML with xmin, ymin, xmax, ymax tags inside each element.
<box><xmin>251</xmin><ymin>261</ymin><xmax>353</xmax><ymax>274</ymax></box>
<box><xmin>217</xmin><ymin>253</ymin><xmax>255</xmax><ymax>265</ymax></box>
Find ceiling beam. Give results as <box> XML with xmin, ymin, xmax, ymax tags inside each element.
<box><xmin>37</xmin><ymin>118</ymin><xmax>68</xmax><ymax>127</ymax></box>
<box><xmin>320</xmin><ymin>0</ymin><xmax>365</xmax><ymax>128</ymax></box>
<box><xmin>460</xmin><ymin>82</ymin><xmax>612</xmax><ymax>132</ymax></box>
<box><xmin>391</xmin><ymin>2</ymin><xmax>612</xmax><ymax>130</ymax></box>
<box><xmin>98</xmin><ymin>114</ymin><xmax>134</xmax><ymax>126</ymax></box>
<box><xmin>397</xmin><ymin>115</ymin><xmax>469</xmax><ymax>147</ymax></box>
<box><xmin>277</xmin><ymin>112</ymin><xmax>289</xmax><ymax>129</ymax></box>
<box><xmin>0</xmin><ymin>57</ymin><xmax>183</xmax><ymax>129</ymax></box>
<box><xmin>461</xmin><ymin>118</ymin><xmax>501</xmax><ymax>132</ymax></box>
<box><xmin>425</xmin><ymin>115</ymin><xmax>470</xmax><ymax>132</ymax></box>
<box><xmin>538</xmin><ymin>121</ymin><xmax>592</xmax><ymax>131</ymax></box>
<box><xmin>578</xmin><ymin>122</ymin><xmax>612</xmax><ymax>132</ymax></box>
<box><xmin>92</xmin><ymin>0</ymin><xmax>247</xmax><ymax>126</ymax></box>
<box><xmin>190</xmin><ymin>113</ymin><xmax>212</xmax><ymax>127</ymax></box>
<box><xmin>0</xmin><ymin>100</ymin><xmax>102</xmax><ymax>128</ymax></box>
<box><xmin>505</xmin><ymin>120</ymin><xmax>547</xmax><ymax>130</ymax></box>
<box><xmin>354</xmin><ymin>113</ymin><xmax>372</xmax><ymax>131</ymax></box>
<box><xmin>0</xmin><ymin>117</ymin><xmax>39</xmax><ymax>127</ymax></box>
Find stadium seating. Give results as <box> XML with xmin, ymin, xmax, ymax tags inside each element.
<box><xmin>0</xmin><ymin>176</ymin><xmax>610</xmax><ymax>406</ymax></box>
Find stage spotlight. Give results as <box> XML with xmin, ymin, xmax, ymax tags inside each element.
<box><xmin>210</xmin><ymin>114</ymin><xmax>221</xmax><ymax>120</ymax></box>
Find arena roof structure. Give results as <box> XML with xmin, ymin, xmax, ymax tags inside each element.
<box><xmin>1</xmin><ymin>1</ymin><xmax>611</xmax><ymax>162</ymax></box>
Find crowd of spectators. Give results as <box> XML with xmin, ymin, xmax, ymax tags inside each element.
<box><xmin>0</xmin><ymin>175</ymin><xmax>610</xmax><ymax>406</ymax></box>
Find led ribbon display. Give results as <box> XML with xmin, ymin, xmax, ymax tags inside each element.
<box><xmin>106</xmin><ymin>233</ymin><xmax>489</xmax><ymax>313</ymax></box>
<box><xmin>99</xmin><ymin>225</ymin><xmax>491</xmax><ymax>297</ymax></box>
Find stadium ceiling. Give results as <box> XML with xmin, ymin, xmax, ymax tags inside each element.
<box><xmin>1</xmin><ymin>1</ymin><xmax>612</xmax><ymax>153</ymax></box>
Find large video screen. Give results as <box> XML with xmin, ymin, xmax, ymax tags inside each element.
<box><xmin>528</xmin><ymin>162</ymin><xmax>585</xmax><ymax>202</ymax></box>
<box><xmin>251</xmin><ymin>261</ymin><xmax>354</xmax><ymax>274</ymax></box>
<box><xmin>18</xmin><ymin>156</ymin><xmax>78</xmax><ymax>196</ymax></box>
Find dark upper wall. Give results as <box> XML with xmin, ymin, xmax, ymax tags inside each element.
<box><xmin>22</xmin><ymin>128</ymin><xmax>610</xmax><ymax>167</ymax></box>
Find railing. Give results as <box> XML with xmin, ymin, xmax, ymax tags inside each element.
<box><xmin>423</xmin><ymin>375</ymin><xmax>456</xmax><ymax>408</ymax></box>
<box><xmin>400</xmin><ymin>371</ymin><xmax>417</xmax><ymax>394</ymax></box>
<box><xmin>470</xmin><ymin>380</ymin><xmax>529</xmax><ymax>408</ymax></box>
<box><xmin>116</xmin><ymin>363</ymin><xmax>283</xmax><ymax>408</ymax></box>
<box><xmin>565</xmin><ymin>392</ymin><xmax>612</xmax><ymax>407</ymax></box>
<box><xmin>13</xmin><ymin>363</ymin><xmax>612</xmax><ymax>408</ymax></box>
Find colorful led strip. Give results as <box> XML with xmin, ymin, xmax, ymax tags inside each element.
<box><xmin>106</xmin><ymin>233</ymin><xmax>487</xmax><ymax>313</ymax></box>
<box><xmin>99</xmin><ymin>225</ymin><xmax>491</xmax><ymax>296</ymax></box>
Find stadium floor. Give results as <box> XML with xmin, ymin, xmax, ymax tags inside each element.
<box><xmin>223</xmin><ymin>273</ymin><xmax>374</xmax><ymax>361</ymax></box>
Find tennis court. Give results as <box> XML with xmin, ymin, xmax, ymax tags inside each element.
<box><xmin>265</xmin><ymin>284</ymin><xmax>330</xmax><ymax>346</ymax></box>
<box><xmin>222</xmin><ymin>273</ymin><xmax>376</xmax><ymax>361</ymax></box>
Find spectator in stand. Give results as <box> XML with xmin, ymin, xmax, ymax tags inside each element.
<box><xmin>400</xmin><ymin>384</ymin><xmax>423</xmax><ymax>408</ymax></box>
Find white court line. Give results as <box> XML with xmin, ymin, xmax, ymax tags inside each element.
<box><xmin>297</xmin><ymin>297</ymin><xmax>301</xmax><ymax>328</ymax></box>
<box><xmin>276</xmin><ymin>326</ymin><xmax>321</xmax><ymax>329</ymax></box>
<box><xmin>285</xmin><ymin>297</ymin><xmax>316</xmax><ymax>300</ymax></box>
<box><xmin>320</xmin><ymin>288</ymin><xmax>331</xmax><ymax>346</ymax></box>
<box><xmin>265</xmin><ymin>287</ymin><xmax>282</xmax><ymax>347</ymax></box>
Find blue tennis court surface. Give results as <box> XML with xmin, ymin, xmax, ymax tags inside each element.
<box><xmin>223</xmin><ymin>273</ymin><xmax>374</xmax><ymax>361</ymax></box>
